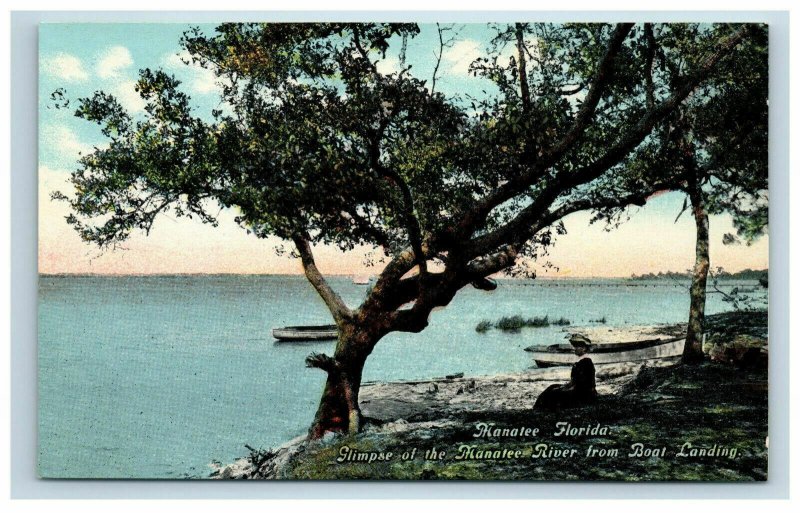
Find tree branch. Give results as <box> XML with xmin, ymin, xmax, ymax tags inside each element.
<box><xmin>367</xmin><ymin>246</ymin><xmax>417</xmax><ymax>300</ymax></box>
<box><xmin>514</xmin><ymin>23</ymin><xmax>532</xmax><ymax>116</ymax></box>
<box><xmin>457</xmin><ymin>24</ymin><xmax>751</xmax><ymax>252</ymax></box>
<box><xmin>388</xmin><ymin>243</ymin><xmax>520</xmax><ymax>333</ymax></box>
<box><xmin>378</xmin><ymin>165</ymin><xmax>428</xmax><ymax>276</ymax></box>
<box><xmin>466</xmin><ymin>245</ymin><xmax>520</xmax><ymax>277</ymax></box>
<box><xmin>351</xmin><ymin>25</ymin><xmax>378</xmax><ymax>74</ymax></box>
<box><xmin>537</xmin><ymin>188</ymin><xmax>659</xmax><ymax>230</ymax></box>
<box><xmin>360</xmin><ymin>241</ymin><xmax>432</xmax><ymax>316</ymax></box>
<box><xmin>644</xmin><ymin>23</ymin><xmax>656</xmax><ymax>109</ymax></box>
<box><xmin>292</xmin><ymin>233</ymin><xmax>353</xmax><ymax>324</ymax></box>
<box><xmin>368</xmin><ymin>120</ymin><xmax>428</xmax><ymax>276</ymax></box>
<box><xmin>559</xmin><ymin>83</ymin><xmax>585</xmax><ymax>96</ymax></box>
<box><xmin>454</xmin><ymin>23</ymin><xmax>634</xmax><ymax>236</ymax></box>
<box><xmin>305</xmin><ymin>352</ymin><xmax>338</xmax><ymax>373</ymax></box>
<box><xmin>467</xmin><ymin>179</ymin><xmax>679</xmax><ymax>260</ymax></box>
<box><xmin>432</xmin><ymin>22</ymin><xmax>445</xmax><ymax>94</ymax></box>
<box><xmin>379</xmin><ymin>272</ymin><xmax>448</xmax><ymax>312</ymax></box>
<box><xmin>431</xmin><ymin>23</ymin><xmax>459</xmax><ymax>94</ymax></box>
<box><xmin>540</xmin><ymin>23</ymin><xmax>634</xmax><ymax>161</ymax></box>
<box><xmin>387</xmin><ymin>274</ymin><xmax>466</xmax><ymax>333</ymax></box>
<box><xmin>340</xmin><ymin>208</ymin><xmax>393</xmax><ymax>249</ymax></box>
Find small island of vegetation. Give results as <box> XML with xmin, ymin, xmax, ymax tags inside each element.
<box><xmin>476</xmin><ymin>315</ymin><xmax>572</xmax><ymax>333</ymax></box>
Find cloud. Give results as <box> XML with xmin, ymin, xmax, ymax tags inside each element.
<box><xmin>163</xmin><ymin>51</ymin><xmax>220</xmax><ymax>95</ymax></box>
<box><xmin>191</xmin><ymin>68</ymin><xmax>218</xmax><ymax>94</ymax></box>
<box><xmin>41</xmin><ymin>52</ymin><xmax>89</xmax><ymax>82</ymax></box>
<box><xmin>111</xmin><ymin>80</ymin><xmax>146</xmax><ymax>113</ymax></box>
<box><xmin>38</xmin><ymin>165</ymin><xmax>70</xmax><ymax>196</ymax></box>
<box><xmin>40</xmin><ymin>124</ymin><xmax>93</xmax><ymax>161</ymax></box>
<box><xmin>443</xmin><ymin>39</ymin><xmax>481</xmax><ymax>76</ymax></box>
<box><xmin>38</xmin><ymin>165</ymin><xmax>73</xmax><ymax>241</ymax></box>
<box><xmin>376</xmin><ymin>56</ymin><xmax>401</xmax><ymax>76</ymax></box>
<box><xmin>96</xmin><ymin>46</ymin><xmax>134</xmax><ymax>79</ymax></box>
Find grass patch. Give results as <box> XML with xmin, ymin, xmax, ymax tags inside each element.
<box><xmin>495</xmin><ymin>315</ymin><xmax>529</xmax><ymax>332</ymax></box>
<box><xmin>525</xmin><ymin>315</ymin><xmax>551</xmax><ymax>328</ymax></box>
<box><xmin>497</xmin><ymin>315</ymin><xmax>547</xmax><ymax>332</ymax></box>
<box><xmin>282</xmin><ymin>361</ymin><xmax>768</xmax><ymax>481</ymax></box>
<box><xmin>475</xmin><ymin>320</ymin><xmax>493</xmax><ymax>333</ymax></box>
<box><xmin>590</xmin><ymin>316</ymin><xmax>607</xmax><ymax>324</ymax></box>
<box><xmin>477</xmin><ymin>314</ymin><xmax>572</xmax><ymax>333</ymax></box>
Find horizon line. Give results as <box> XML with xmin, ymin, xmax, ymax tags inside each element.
<box><xmin>38</xmin><ymin>269</ymin><xmax>768</xmax><ymax>279</ymax></box>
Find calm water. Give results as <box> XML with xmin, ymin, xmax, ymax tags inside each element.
<box><xmin>37</xmin><ymin>274</ymin><xmax>760</xmax><ymax>478</ymax></box>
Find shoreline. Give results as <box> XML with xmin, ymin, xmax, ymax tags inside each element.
<box><xmin>209</xmin><ymin>357</ymin><xmax>680</xmax><ymax>479</ymax></box>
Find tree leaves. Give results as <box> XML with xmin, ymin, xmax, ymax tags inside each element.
<box><xmin>54</xmin><ymin>22</ymin><xmax>766</xmax><ymax>264</ymax></box>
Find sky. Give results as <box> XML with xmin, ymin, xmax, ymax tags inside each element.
<box><xmin>38</xmin><ymin>23</ymin><xmax>769</xmax><ymax>277</ymax></box>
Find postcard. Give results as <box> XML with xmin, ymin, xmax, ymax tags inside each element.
<box><xmin>38</xmin><ymin>21</ymin><xmax>769</xmax><ymax>480</ymax></box>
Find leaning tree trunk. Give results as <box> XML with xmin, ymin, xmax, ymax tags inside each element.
<box><xmin>683</xmin><ymin>187</ymin><xmax>710</xmax><ymax>364</ymax></box>
<box><xmin>307</xmin><ymin>324</ymin><xmax>374</xmax><ymax>439</ymax></box>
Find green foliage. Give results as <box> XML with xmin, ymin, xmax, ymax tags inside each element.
<box><xmin>621</xmin><ymin>24</ymin><xmax>768</xmax><ymax>243</ymax></box>
<box><xmin>475</xmin><ymin>320</ymin><xmax>493</xmax><ymax>333</ymax></box>
<box><xmin>57</xmin><ymin>23</ymin><xmax>467</xmax><ymax>252</ymax></box>
<box><xmin>552</xmin><ymin>317</ymin><xmax>571</xmax><ymax>326</ymax></box>
<box><xmin>54</xmin><ymin>23</ymin><xmax>766</xmax><ymax>260</ymax></box>
<box><xmin>479</xmin><ymin>314</ymin><xmax>569</xmax><ymax>332</ymax></box>
<box><xmin>495</xmin><ymin>315</ymin><xmax>529</xmax><ymax>332</ymax></box>
<box><xmin>52</xmin><ymin>23</ymin><xmax>767</xmax><ymax>348</ymax></box>
<box><xmin>708</xmin><ymin>267</ymin><xmax>768</xmax><ymax>312</ymax></box>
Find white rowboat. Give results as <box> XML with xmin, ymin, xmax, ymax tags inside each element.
<box><xmin>529</xmin><ymin>337</ymin><xmax>685</xmax><ymax>368</ymax></box>
<box><xmin>272</xmin><ymin>325</ymin><xmax>338</xmax><ymax>342</ymax></box>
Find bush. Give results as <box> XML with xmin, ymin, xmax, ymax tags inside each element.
<box><xmin>495</xmin><ymin>315</ymin><xmax>527</xmax><ymax>332</ymax></box>
<box><xmin>478</xmin><ymin>314</ymin><xmax>572</xmax><ymax>333</ymax></box>
<box><xmin>526</xmin><ymin>315</ymin><xmax>550</xmax><ymax>327</ymax></box>
<box><xmin>475</xmin><ymin>320</ymin><xmax>493</xmax><ymax>333</ymax></box>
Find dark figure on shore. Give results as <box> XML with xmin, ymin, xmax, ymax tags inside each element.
<box><xmin>534</xmin><ymin>334</ymin><xmax>597</xmax><ymax>410</ymax></box>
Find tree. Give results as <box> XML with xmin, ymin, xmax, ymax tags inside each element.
<box><xmin>629</xmin><ymin>24</ymin><xmax>767</xmax><ymax>362</ymax></box>
<box><xmin>54</xmin><ymin>22</ymin><xmax>760</xmax><ymax>437</ymax></box>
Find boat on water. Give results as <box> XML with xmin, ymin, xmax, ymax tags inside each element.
<box><xmin>526</xmin><ymin>325</ymin><xmax>687</xmax><ymax>368</ymax></box>
<box><xmin>527</xmin><ymin>337</ymin><xmax>685</xmax><ymax>368</ymax></box>
<box><xmin>352</xmin><ymin>275</ymin><xmax>371</xmax><ymax>285</ymax></box>
<box><xmin>526</xmin><ymin>337</ymin><xmax>681</xmax><ymax>354</ymax></box>
<box><xmin>272</xmin><ymin>325</ymin><xmax>338</xmax><ymax>342</ymax></box>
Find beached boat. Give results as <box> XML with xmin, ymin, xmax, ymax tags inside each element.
<box><xmin>528</xmin><ymin>337</ymin><xmax>685</xmax><ymax>368</ymax></box>
<box><xmin>272</xmin><ymin>325</ymin><xmax>338</xmax><ymax>342</ymax></box>
<box><xmin>525</xmin><ymin>337</ymin><xmax>680</xmax><ymax>354</ymax></box>
<box><xmin>526</xmin><ymin>324</ymin><xmax>687</xmax><ymax>368</ymax></box>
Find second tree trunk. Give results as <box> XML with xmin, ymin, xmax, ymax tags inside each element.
<box><xmin>683</xmin><ymin>187</ymin><xmax>710</xmax><ymax>364</ymax></box>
